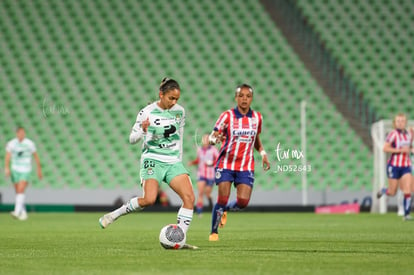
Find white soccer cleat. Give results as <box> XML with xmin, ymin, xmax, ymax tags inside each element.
<box><xmin>403</xmin><ymin>215</ymin><xmax>413</xmax><ymax>221</ymax></box>
<box><xmin>99</xmin><ymin>214</ymin><xmax>115</xmax><ymax>229</ymax></box>
<box><xmin>10</xmin><ymin>211</ymin><xmax>19</xmax><ymax>219</ymax></box>
<box><xmin>18</xmin><ymin>212</ymin><xmax>28</xmax><ymax>221</ymax></box>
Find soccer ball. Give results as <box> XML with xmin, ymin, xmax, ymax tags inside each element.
<box><xmin>159</xmin><ymin>224</ymin><xmax>186</xmax><ymax>249</ymax></box>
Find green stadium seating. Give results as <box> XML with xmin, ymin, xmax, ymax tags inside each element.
<box><xmin>296</xmin><ymin>0</ymin><xmax>414</xmax><ymax>120</ymax></box>
<box><xmin>0</xmin><ymin>0</ymin><xmax>373</xmax><ymax>192</ymax></box>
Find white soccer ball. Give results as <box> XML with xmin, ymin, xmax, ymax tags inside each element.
<box><xmin>159</xmin><ymin>224</ymin><xmax>186</xmax><ymax>249</ymax></box>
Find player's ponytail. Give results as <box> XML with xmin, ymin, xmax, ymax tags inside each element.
<box><xmin>159</xmin><ymin>77</ymin><xmax>180</xmax><ymax>93</ymax></box>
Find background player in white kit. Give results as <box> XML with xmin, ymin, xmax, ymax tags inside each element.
<box><xmin>5</xmin><ymin>127</ymin><xmax>42</xmax><ymax>220</ymax></box>
<box><xmin>99</xmin><ymin>78</ymin><xmax>195</xmax><ymax>242</ymax></box>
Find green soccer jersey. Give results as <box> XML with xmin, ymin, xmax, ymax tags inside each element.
<box><xmin>6</xmin><ymin>138</ymin><xmax>36</xmax><ymax>173</ymax></box>
<box><xmin>130</xmin><ymin>102</ymin><xmax>185</xmax><ymax>163</ymax></box>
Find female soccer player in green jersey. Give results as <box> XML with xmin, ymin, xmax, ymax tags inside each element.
<box><xmin>99</xmin><ymin>78</ymin><xmax>195</xmax><ymax>237</ymax></box>
<box><xmin>5</xmin><ymin>127</ymin><xmax>42</xmax><ymax>220</ymax></box>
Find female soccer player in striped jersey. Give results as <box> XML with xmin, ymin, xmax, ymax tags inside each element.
<box><xmin>188</xmin><ymin>134</ymin><xmax>219</xmax><ymax>216</ymax></box>
<box><xmin>377</xmin><ymin>113</ymin><xmax>413</xmax><ymax>221</ymax></box>
<box><xmin>99</xmin><ymin>78</ymin><xmax>195</xmax><ymax>238</ymax></box>
<box><xmin>208</xmin><ymin>84</ymin><xmax>270</xmax><ymax>241</ymax></box>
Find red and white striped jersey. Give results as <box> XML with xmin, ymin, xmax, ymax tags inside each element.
<box><xmin>195</xmin><ymin>145</ymin><xmax>219</xmax><ymax>180</ymax></box>
<box><xmin>386</xmin><ymin>129</ymin><xmax>412</xmax><ymax>167</ymax></box>
<box><xmin>214</xmin><ymin>107</ymin><xmax>262</xmax><ymax>172</ymax></box>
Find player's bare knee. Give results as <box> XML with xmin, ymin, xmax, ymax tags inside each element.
<box><xmin>141</xmin><ymin>196</ymin><xmax>157</xmax><ymax>207</ymax></box>
<box><xmin>236</xmin><ymin>197</ymin><xmax>250</xmax><ymax>209</ymax></box>
<box><xmin>217</xmin><ymin>196</ymin><xmax>229</xmax><ymax>205</ymax></box>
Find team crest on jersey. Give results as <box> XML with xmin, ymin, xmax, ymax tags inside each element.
<box><xmin>215</xmin><ymin>169</ymin><xmax>222</xmax><ymax>179</ymax></box>
<box><xmin>175</xmin><ymin>113</ymin><xmax>182</xmax><ymax>124</ymax></box>
<box><xmin>215</xmin><ymin>171</ymin><xmax>221</xmax><ymax>179</ymax></box>
<box><xmin>147</xmin><ymin>168</ymin><xmax>154</xmax><ymax>175</ymax></box>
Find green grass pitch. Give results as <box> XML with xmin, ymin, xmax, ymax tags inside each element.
<box><xmin>1</xmin><ymin>212</ymin><xmax>414</xmax><ymax>275</ymax></box>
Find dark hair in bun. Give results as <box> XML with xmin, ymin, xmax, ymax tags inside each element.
<box><xmin>159</xmin><ymin>77</ymin><xmax>180</xmax><ymax>93</ymax></box>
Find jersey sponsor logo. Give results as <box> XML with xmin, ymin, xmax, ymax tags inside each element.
<box><xmin>237</xmin><ymin>137</ymin><xmax>253</xmax><ymax>143</ymax></box>
<box><xmin>232</xmin><ymin>129</ymin><xmax>257</xmax><ymax>136</ymax></box>
<box><xmin>158</xmin><ymin>142</ymin><xmax>177</xmax><ymax>149</ymax></box>
<box><xmin>154</xmin><ymin>117</ymin><xmax>177</xmax><ymax>125</ymax></box>
<box><xmin>163</xmin><ymin>125</ymin><xmax>176</xmax><ymax>138</ymax></box>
